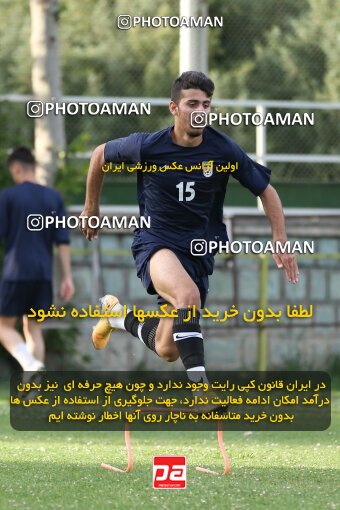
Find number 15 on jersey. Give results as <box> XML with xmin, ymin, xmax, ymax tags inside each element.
<box><xmin>176</xmin><ymin>181</ymin><xmax>195</xmax><ymax>202</ymax></box>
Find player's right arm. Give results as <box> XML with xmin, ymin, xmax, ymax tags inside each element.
<box><xmin>80</xmin><ymin>144</ymin><xmax>105</xmax><ymax>241</ymax></box>
<box><xmin>80</xmin><ymin>133</ymin><xmax>143</xmax><ymax>240</ymax></box>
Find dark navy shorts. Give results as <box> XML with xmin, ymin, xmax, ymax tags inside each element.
<box><xmin>0</xmin><ymin>280</ymin><xmax>53</xmax><ymax>317</ymax></box>
<box><xmin>131</xmin><ymin>237</ymin><xmax>210</xmax><ymax>307</ymax></box>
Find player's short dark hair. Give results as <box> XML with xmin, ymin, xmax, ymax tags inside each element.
<box><xmin>171</xmin><ymin>71</ymin><xmax>215</xmax><ymax>102</ymax></box>
<box><xmin>7</xmin><ymin>147</ymin><xmax>35</xmax><ymax>169</ymax></box>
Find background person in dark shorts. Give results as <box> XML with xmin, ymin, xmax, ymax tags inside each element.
<box><xmin>80</xmin><ymin>71</ymin><xmax>299</xmax><ymax>389</ymax></box>
<box><xmin>0</xmin><ymin>147</ymin><xmax>74</xmax><ymax>371</ymax></box>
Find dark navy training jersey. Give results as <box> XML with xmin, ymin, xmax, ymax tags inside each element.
<box><xmin>104</xmin><ymin>125</ymin><xmax>270</xmax><ymax>263</ymax></box>
<box><xmin>0</xmin><ymin>182</ymin><xmax>69</xmax><ymax>281</ymax></box>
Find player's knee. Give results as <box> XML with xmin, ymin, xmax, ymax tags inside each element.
<box><xmin>173</xmin><ymin>287</ymin><xmax>201</xmax><ymax>309</ymax></box>
<box><xmin>157</xmin><ymin>344</ymin><xmax>179</xmax><ymax>362</ymax></box>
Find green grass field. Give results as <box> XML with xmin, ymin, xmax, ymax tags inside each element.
<box><xmin>0</xmin><ymin>381</ymin><xmax>339</xmax><ymax>510</ymax></box>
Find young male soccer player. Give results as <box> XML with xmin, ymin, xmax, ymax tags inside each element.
<box><xmin>80</xmin><ymin>71</ymin><xmax>298</xmax><ymax>387</ymax></box>
<box><xmin>0</xmin><ymin>147</ymin><xmax>74</xmax><ymax>372</ymax></box>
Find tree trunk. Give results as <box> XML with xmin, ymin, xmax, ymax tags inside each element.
<box><xmin>30</xmin><ymin>0</ymin><xmax>65</xmax><ymax>187</ymax></box>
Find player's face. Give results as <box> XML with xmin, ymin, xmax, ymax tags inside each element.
<box><xmin>170</xmin><ymin>89</ymin><xmax>211</xmax><ymax>138</ymax></box>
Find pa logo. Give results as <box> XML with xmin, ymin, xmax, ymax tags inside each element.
<box><xmin>202</xmin><ymin>160</ymin><xmax>214</xmax><ymax>177</ymax></box>
<box><xmin>153</xmin><ymin>455</ymin><xmax>186</xmax><ymax>489</ymax></box>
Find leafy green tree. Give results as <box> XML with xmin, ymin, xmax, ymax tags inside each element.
<box><xmin>0</xmin><ymin>0</ymin><xmax>338</xmax><ymax>184</ymax></box>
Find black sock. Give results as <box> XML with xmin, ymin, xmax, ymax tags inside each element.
<box><xmin>172</xmin><ymin>308</ymin><xmax>205</xmax><ymax>370</ymax></box>
<box><xmin>124</xmin><ymin>311</ymin><xmax>159</xmax><ymax>354</ymax></box>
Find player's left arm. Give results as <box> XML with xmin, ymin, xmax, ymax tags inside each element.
<box><xmin>57</xmin><ymin>244</ymin><xmax>75</xmax><ymax>301</ymax></box>
<box><xmin>259</xmin><ymin>184</ymin><xmax>299</xmax><ymax>284</ymax></box>
<box><xmin>54</xmin><ymin>193</ymin><xmax>75</xmax><ymax>300</ymax></box>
